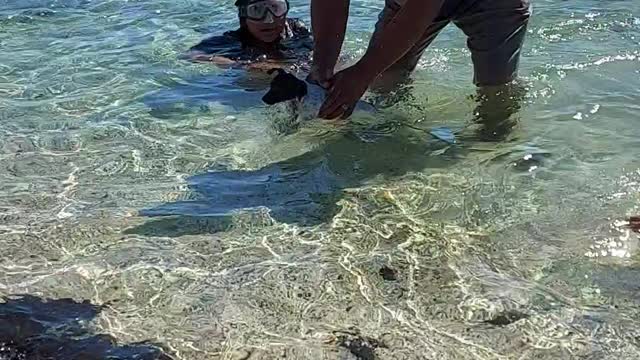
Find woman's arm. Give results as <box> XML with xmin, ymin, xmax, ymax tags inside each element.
<box><xmin>188</xmin><ymin>51</ymin><xmax>238</xmax><ymax>67</ymax></box>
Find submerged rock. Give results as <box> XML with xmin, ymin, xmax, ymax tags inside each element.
<box><xmin>379</xmin><ymin>266</ymin><xmax>398</xmax><ymax>281</ymax></box>
<box><xmin>484</xmin><ymin>310</ymin><xmax>530</xmax><ymax>327</ymax></box>
<box><xmin>229</xmin><ymin>349</ymin><xmax>251</xmax><ymax>360</ymax></box>
<box><xmin>0</xmin><ymin>295</ymin><xmax>173</xmax><ymax>360</ymax></box>
<box><xmin>338</xmin><ymin>334</ymin><xmax>381</xmax><ymax>360</ymax></box>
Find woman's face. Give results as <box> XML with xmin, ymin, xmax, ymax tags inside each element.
<box><xmin>246</xmin><ymin>13</ymin><xmax>286</xmax><ymax>43</ymax></box>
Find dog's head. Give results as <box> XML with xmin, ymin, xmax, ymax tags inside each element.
<box><xmin>262</xmin><ymin>68</ymin><xmax>308</xmax><ymax>105</ymax></box>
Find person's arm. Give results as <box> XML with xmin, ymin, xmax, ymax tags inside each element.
<box><xmin>185</xmin><ymin>35</ymin><xmax>241</xmax><ymax>67</ymax></box>
<box><xmin>307</xmin><ymin>0</ymin><xmax>351</xmax><ymax>86</ymax></box>
<box><xmin>355</xmin><ymin>0</ymin><xmax>445</xmax><ymax>78</ymax></box>
<box><xmin>188</xmin><ymin>51</ymin><xmax>237</xmax><ymax>66</ymax></box>
<box><xmin>245</xmin><ymin>60</ymin><xmax>290</xmax><ymax>71</ymax></box>
<box><xmin>318</xmin><ymin>0</ymin><xmax>445</xmax><ymax>119</ymax></box>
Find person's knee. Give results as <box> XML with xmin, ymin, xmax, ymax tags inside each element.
<box><xmin>471</xmin><ymin>30</ymin><xmax>529</xmax><ymax>86</ymax></box>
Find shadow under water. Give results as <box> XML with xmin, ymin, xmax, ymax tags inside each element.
<box><xmin>0</xmin><ymin>295</ymin><xmax>172</xmax><ymax>360</ymax></box>
<box><xmin>132</xmin><ymin>123</ymin><xmax>456</xmax><ymax>236</ymax></box>
<box><xmin>142</xmin><ymin>70</ymin><xmax>286</xmax><ymax>119</ymax></box>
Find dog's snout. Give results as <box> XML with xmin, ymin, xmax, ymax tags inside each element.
<box><xmin>262</xmin><ymin>92</ymin><xmax>278</xmax><ymax>105</ymax></box>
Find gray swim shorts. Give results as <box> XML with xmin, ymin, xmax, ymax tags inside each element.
<box><xmin>371</xmin><ymin>0</ymin><xmax>532</xmax><ymax>86</ymax></box>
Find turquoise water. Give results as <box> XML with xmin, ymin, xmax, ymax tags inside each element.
<box><xmin>1</xmin><ymin>0</ymin><xmax>640</xmax><ymax>359</ymax></box>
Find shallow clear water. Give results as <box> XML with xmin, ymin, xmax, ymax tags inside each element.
<box><xmin>1</xmin><ymin>0</ymin><xmax>640</xmax><ymax>359</ymax></box>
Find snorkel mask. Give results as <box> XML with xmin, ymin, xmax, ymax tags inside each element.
<box><xmin>236</xmin><ymin>0</ymin><xmax>289</xmax><ymax>23</ymax></box>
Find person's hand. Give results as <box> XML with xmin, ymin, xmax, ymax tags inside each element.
<box><xmin>306</xmin><ymin>64</ymin><xmax>333</xmax><ymax>89</ymax></box>
<box><xmin>318</xmin><ymin>63</ymin><xmax>375</xmax><ymax>120</ymax></box>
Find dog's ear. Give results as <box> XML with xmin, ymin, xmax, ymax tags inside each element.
<box><xmin>262</xmin><ymin>69</ymin><xmax>308</xmax><ymax>105</ymax></box>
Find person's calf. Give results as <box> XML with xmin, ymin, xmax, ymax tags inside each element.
<box><xmin>471</xmin><ymin>80</ymin><xmax>527</xmax><ymax>142</ymax></box>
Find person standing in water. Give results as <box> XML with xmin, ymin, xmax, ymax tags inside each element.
<box><xmin>189</xmin><ymin>0</ymin><xmax>313</xmax><ymax>71</ymax></box>
<box><xmin>309</xmin><ymin>0</ymin><xmax>531</xmax><ymax>141</ymax></box>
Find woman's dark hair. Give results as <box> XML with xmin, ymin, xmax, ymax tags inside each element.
<box><xmin>236</xmin><ymin>0</ymin><xmax>250</xmax><ymax>24</ymax></box>
<box><xmin>235</xmin><ymin>0</ymin><xmax>248</xmax><ymax>27</ymax></box>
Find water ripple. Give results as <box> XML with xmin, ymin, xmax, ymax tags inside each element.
<box><xmin>1</xmin><ymin>0</ymin><xmax>640</xmax><ymax>359</ymax></box>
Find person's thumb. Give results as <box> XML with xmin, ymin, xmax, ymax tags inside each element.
<box><xmin>307</xmin><ymin>74</ymin><xmax>330</xmax><ymax>89</ymax></box>
<box><xmin>322</xmin><ymin>76</ymin><xmax>335</xmax><ymax>90</ymax></box>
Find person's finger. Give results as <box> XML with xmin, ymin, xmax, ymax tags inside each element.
<box><xmin>319</xmin><ymin>74</ymin><xmax>335</xmax><ymax>90</ymax></box>
<box><xmin>308</xmin><ymin>76</ymin><xmax>330</xmax><ymax>89</ymax></box>
<box><xmin>306</xmin><ymin>75</ymin><xmax>318</xmax><ymax>85</ymax></box>
<box><xmin>318</xmin><ymin>93</ymin><xmax>334</xmax><ymax>116</ymax></box>
<box><xmin>322</xmin><ymin>78</ymin><xmax>337</xmax><ymax>95</ymax></box>
<box><xmin>318</xmin><ymin>94</ymin><xmax>344</xmax><ymax>119</ymax></box>
<box><xmin>318</xmin><ymin>99</ymin><xmax>334</xmax><ymax>119</ymax></box>
<box><xmin>308</xmin><ymin>69</ymin><xmax>334</xmax><ymax>89</ymax></box>
<box><xmin>323</xmin><ymin>77</ymin><xmax>335</xmax><ymax>89</ymax></box>
<box><xmin>320</xmin><ymin>100</ymin><xmax>345</xmax><ymax>119</ymax></box>
<box><xmin>326</xmin><ymin>97</ymin><xmax>352</xmax><ymax>119</ymax></box>
<box><xmin>319</xmin><ymin>89</ymin><xmax>344</xmax><ymax>118</ymax></box>
<box><xmin>340</xmin><ymin>103</ymin><xmax>357</xmax><ymax>120</ymax></box>
<box><xmin>325</xmin><ymin>104</ymin><xmax>347</xmax><ymax>120</ymax></box>
<box><xmin>319</xmin><ymin>103</ymin><xmax>344</xmax><ymax>119</ymax></box>
<box><xmin>321</xmin><ymin>79</ymin><xmax>333</xmax><ymax>89</ymax></box>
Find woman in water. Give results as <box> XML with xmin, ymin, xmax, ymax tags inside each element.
<box><xmin>188</xmin><ymin>0</ymin><xmax>313</xmax><ymax>71</ymax></box>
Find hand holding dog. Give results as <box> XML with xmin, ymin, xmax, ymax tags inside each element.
<box><xmin>306</xmin><ymin>64</ymin><xmax>333</xmax><ymax>89</ymax></box>
<box><xmin>318</xmin><ymin>63</ymin><xmax>375</xmax><ymax>120</ymax></box>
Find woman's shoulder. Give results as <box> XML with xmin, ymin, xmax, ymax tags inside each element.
<box><xmin>189</xmin><ymin>30</ymin><xmax>243</xmax><ymax>54</ymax></box>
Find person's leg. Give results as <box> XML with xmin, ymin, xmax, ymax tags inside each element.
<box><xmin>454</xmin><ymin>0</ymin><xmax>531</xmax><ymax>86</ymax></box>
<box><xmin>454</xmin><ymin>0</ymin><xmax>531</xmax><ymax>141</ymax></box>
<box><xmin>471</xmin><ymin>82</ymin><xmax>527</xmax><ymax>141</ymax></box>
<box><xmin>367</xmin><ymin>0</ymin><xmax>450</xmax><ymax>106</ymax></box>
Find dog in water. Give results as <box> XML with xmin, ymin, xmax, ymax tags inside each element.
<box><xmin>261</xmin><ymin>68</ymin><xmax>376</xmax><ymax>122</ymax></box>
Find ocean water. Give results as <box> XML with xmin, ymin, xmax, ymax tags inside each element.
<box><xmin>1</xmin><ymin>0</ymin><xmax>640</xmax><ymax>359</ymax></box>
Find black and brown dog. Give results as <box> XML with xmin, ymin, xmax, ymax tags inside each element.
<box><xmin>261</xmin><ymin>68</ymin><xmax>376</xmax><ymax>121</ymax></box>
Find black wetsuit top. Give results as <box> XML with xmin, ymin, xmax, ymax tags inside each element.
<box><xmin>189</xmin><ymin>18</ymin><xmax>313</xmax><ymax>64</ymax></box>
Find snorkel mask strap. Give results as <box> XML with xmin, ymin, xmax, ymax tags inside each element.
<box><xmin>238</xmin><ymin>5</ymin><xmax>248</xmax><ymax>18</ymax></box>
